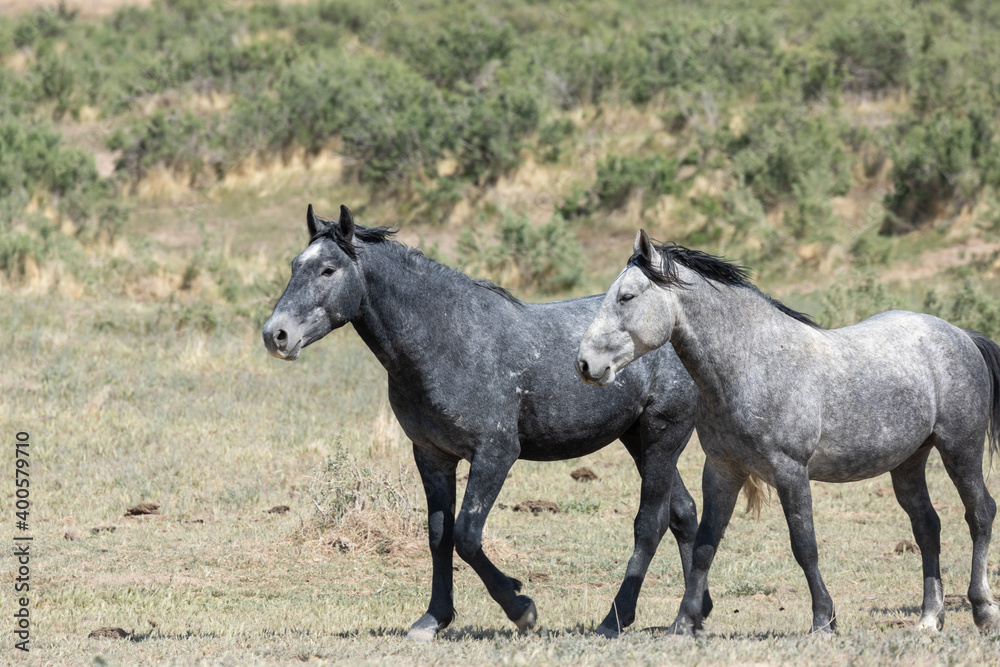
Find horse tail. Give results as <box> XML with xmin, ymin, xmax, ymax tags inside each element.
<box><xmin>741</xmin><ymin>473</ymin><xmax>772</xmax><ymax>520</ymax></box>
<box><xmin>965</xmin><ymin>328</ymin><xmax>1000</xmax><ymax>465</ymax></box>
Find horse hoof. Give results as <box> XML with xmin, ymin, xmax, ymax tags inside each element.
<box><xmin>808</xmin><ymin>622</ymin><xmax>836</xmax><ymax>636</ymax></box>
<box><xmin>406</xmin><ymin>613</ymin><xmax>440</xmax><ymax>642</ymax></box>
<box><xmin>594</xmin><ymin>623</ymin><xmax>620</xmax><ymax>639</ymax></box>
<box><xmin>975</xmin><ymin>604</ymin><xmax>1000</xmax><ymax>634</ymax></box>
<box><xmin>914</xmin><ymin>614</ymin><xmax>943</xmax><ymax>632</ymax></box>
<box><xmin>665</xmin><ymin>619</ymin><xmax>696</xmax><ymax>637</ymax></box>
<box><xmin>514</xmin><ymin>596</ymin><xmax>537</xmax><ymax>633</ymax></box>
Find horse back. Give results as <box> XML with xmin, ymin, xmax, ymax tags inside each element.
<box><xmin>387</xmin><ymin>293</ymin><xmax>694</xmax><ymax>462</ymax></box>
<box><xmin>803</xmin><ymin>311</ymin><xmax>991</xmax><ymax>481</ymax></box>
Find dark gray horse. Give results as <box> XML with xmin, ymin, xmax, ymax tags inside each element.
<box><xmin>578</xmin><ymin>230</ymin><xmax>1000</xmax><ymax>636</ymax></box>
<box><xmin>262</xmin><ymin>206</ymin><xmax>709</xmax><ymax>639</ymax></box>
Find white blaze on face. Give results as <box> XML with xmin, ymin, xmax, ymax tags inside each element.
<box><xmin>297</xmin><ymin>243</ymin><xmax>324</xmax><ymax>263</ymax></box>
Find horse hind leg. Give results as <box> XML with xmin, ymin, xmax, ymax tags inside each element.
<box><xmin>669</xmin><ymin>469</ymin><xmax>714</xmax><ymax>621</ymax></box>
<box><xmin>889</xmin><ymin>445</ymin><xmax>944</xmax><ymax>631</ymax></box>
<box><xmin>937</xmin><ymin>436</ymin><xmax>1000</xmax><ymax>633</ymax></box>
<box><xmin>597</xmin><ymin>424</ymin><xmax>708</xmax><ymax>638</ymax></box>
<box><xmin>452</xmin><ymin>443</ymin><xmax>536</xmax><ymax>633</ymax></box>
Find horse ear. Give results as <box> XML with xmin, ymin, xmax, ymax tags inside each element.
<box><xmin>338</xmin><ymin>204</ymin><xmax>355</xmax><ymax>241</ymax></box>
<box><xmin>307</xmin><ymin>204</ymin><xmax>321</xmax><ymax>238</ymax></box>
<box><xmin>635</xmin><ymin>229</ymin><xmax>653</xmax><ymax>259</ymax></box>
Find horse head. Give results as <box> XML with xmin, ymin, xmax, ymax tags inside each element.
<box><xmin>262</xmin><ymin>204</ymin><xmax>365</xmax><ymax>360</ymax></box>
<box><xmin>577</xmin><ymin>229</ymin><xmax>679</xmax><ymax>385</ymax></box>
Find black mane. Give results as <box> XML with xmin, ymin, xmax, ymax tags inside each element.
<box><xmin>310</xmin><ymin>215</ymin><xmax>396</xmax><ymax>262</ymax></box>
<box><xmin>310</xmin><ymin>218</ymin><xmax>524</xmax><ymax>307</ymax></box>
<box><xmin>629</xmin><ymin>242</ymin><xmax>820</xmax><ymax>329</ymax></box>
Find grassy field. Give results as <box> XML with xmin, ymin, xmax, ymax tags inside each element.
<box><xmin>5</xmin><ymin>281</ymin><xmax>1000</xmax><ymax>664</ymax></box>
<box><xmin>7</xmin><ymin>0</ymin><xmax>1000</xmax><ymax>664</ymax></box>
<box><xmin>3</xmin><ymin>185</ymin><xmax>1000</xmax><ymax>664</ymax></box>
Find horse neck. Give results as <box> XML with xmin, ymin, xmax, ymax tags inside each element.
<box><xmin>668</xmin><ymin>268</ymin><xmax>800</xmax><ymax>410</ymax></box>
<box><xmin>350</xmin><ymin>241</ymin><xmax>473</xmax><ymax>378</ymax></box>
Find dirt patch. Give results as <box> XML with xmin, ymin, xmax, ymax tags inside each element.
<box><xmin>570</xmin><ymin>467</ymin><xmax>599</xmax><ymax>482</ymax></box>
<box><xmin>528</xmin><ymin>572</ymin><xmax>550</xmax><ymax>583</ymax></box>
<box><xmin>512</xmin><ymin>500</ymin><xmax>560</xmax><ymax>514</ymax></box>
<box><xmin>265</xmin><ymin>505</ymin><xmax>290</xmax><ymax>514</ymax></box>
<box><xmin>894</xmin><ymin>540</ymin><xmax>919</xmax><ymax>555</ymax></box>
<box><xmin>880</xmin><ymin>239</ymin><xmax>1000</xmax><ymax>283</ymax></box>
<box><xmin>944</xmin><ymin>594</ymin><xmax>971</xmax><ymax>611</ymax></box>
<box><xmin>125</xmin><ymin>503</ymin><xmax>160</xmax><ymax>516</ymax></box>
<box><xmin>88</xmin><ymin>626</ymin><xmax>130</xmax><ymax>639</ymax></box>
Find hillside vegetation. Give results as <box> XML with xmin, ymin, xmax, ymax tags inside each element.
<box><xmin>4</xmin><ymin>0</ymin><xmax>1000</xmax><ymax>328</ymax></box>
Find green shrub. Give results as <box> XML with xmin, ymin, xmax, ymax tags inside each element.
<box><xmin>882</xmin><ymin>111</ymin><xmax>980</xmax><ymax>233</ymax></box>
<box><xmin>721</xmin><ymin>186</ymin><xmax>767</xmax><ymax>233</ymax></box>
<box><xmin>818</xmin><ymin>280</ymin><xmax>900</xmax><ymax>329</ymax></box>
<box><xmin>226</xmin><ymin>54</ymin><xmax>450</xmax><ymax>183</ymax></box>
<box><xmin>0</xmin><ymin>118</ymin><xmax>124</xmax><ymax>230</ymax></box>
<box><xmin>726</xmin><ymin>103</ymin><xmax>850</xmax><ymax>209</ymax></box>
<box><xmin>381</xmin><ymin>19</ymin><xmax>516</xmax><ymax>90</ymax></box>
<box><xmin>826</xmin><ymin>15</ymin><xmax>909</xmax><ymax>94</ymax></box>
<box><xmin>108</xmin><ymin>110</ymin><xmax>219</xmax><ymax>187</ymax></box>
<box><xmin>594</xmin><ymin>154</ymin><xmax>678</xmax><ymax>210</ymax></box>
<box><xmin>924</xmin><ymin>280</ymin><xmax>1000</xmax><ymax>339</ymax></box>
<box><xmin>537</xmin><ymin>117</ymin><xmax>575</xmax><ymax>162</ymax></box>
<box><xmin>452</xmin><ymin>84</ymin><xmax>542</xmax><ymax>184</ymax></box>
<box><xmin>457</xmin><ymin>213</ymin><xmax>583</xmax><ymax>293</ymax></box>
<box><xmin>556</xmin><ymin>186</ymin><xmax>597</xmax><ymax>220</ymax></box>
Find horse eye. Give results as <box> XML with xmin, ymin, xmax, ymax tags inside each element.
<box><xmin>619</xmin><ymin>293</ymin><xmax>635</xmax><ymax>303</ymax></box>
<box><xmin>321</xmin><ymin>267</ymin><xmax>336</xmax><ymax>277</ymax></box>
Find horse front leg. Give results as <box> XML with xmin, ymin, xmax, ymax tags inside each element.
<box><xmin>407</xmin><ymin>444</ymin><xmax>458</xmax><ymax>641</ymax></box>
<box><xmin>773</xmin><ymin>460</ymin><xmax>836</xmax><ymax>634</ymax></box>
<box><xmin>453</xmin><ymin>442</ymin><xmax>536</xmax><ymax>632</ymax></box>
<box><xmin>668</xmin><ymin>457</ymin><xmax>746</xmax><ymax>636</ymax></box>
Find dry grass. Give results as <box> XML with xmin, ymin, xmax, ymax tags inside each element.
<box><xmin>4</xmin><ymin>134</ymin><xmax>1000</xmax><ymax>661</ymax></box>
<box><xmin>4</xmin><ymin>286</ymin><xmax>1000</xmax><ymax>664</ymax></box>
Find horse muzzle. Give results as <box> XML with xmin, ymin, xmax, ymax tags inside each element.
<box><xmin>576</xmin><ymin>355</ymin><xmax>615</xmax><ymax>386</ymax></box>
<box><xmin>262</xmin><ymin>319</ymin><xmax>303</xmax><ymax>361</ymax></box>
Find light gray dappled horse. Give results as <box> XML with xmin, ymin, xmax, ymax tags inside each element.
<box><xmin>578</xmin><ymin>230</ymin><xmax>1000</xmax><ymax>636</ymax></box>
<box><xmin>262</xmin><ymin>206</ymin><xmax>711</xmax><ymax>639</ymax></box>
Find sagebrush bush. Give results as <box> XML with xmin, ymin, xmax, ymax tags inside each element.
<box><xmin>826</xmin><ymin>14</ymin><xmax>910</xmax><ymax>94</ymax></box>
<box><xmin>726</xmin><ymin>102</ymin><xmax>851</xmax><ymax>209</ymax></box>
<box><xmin>457</xmin><ymin>213</ymin><xmax>583</xmax><ymax>293</ymax></box>
<box><xmin>0</xmin><ymin>117</ymin><xmax>125</xmax><ymax>278</ymax></box>
<box><xmin>305</xmin><ymin>445</ymin><xmax>423</xmax><ymax>555</ymax></box>
<box><xmin>817</xmin><ymin>279</ymin><xmax>900</xmax><ymax>329</ymax></box>
<box><xmin>924</xmin><ymin>280</ymin><xmax>1000</xmax><ymax>340</ymax></box>
<box><xmin>594</xmin><ymin>154</ymin><xmax>679</xmax><ymax>209</ymax></box>
<box><xmin>883</xmin><ymin>111</ymin><xmax>989</xmax><ymax>233</ymax></box>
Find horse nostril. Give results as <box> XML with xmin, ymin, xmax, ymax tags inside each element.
<box><xmin>275</xmin><ymin>329</ymin><xmax>288</xmax><ymax>349</ymax></box>
<box><xmin>578</xmin><ymin>359</ymin><xmax>589</xmax><ymax>376</ymax></box>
